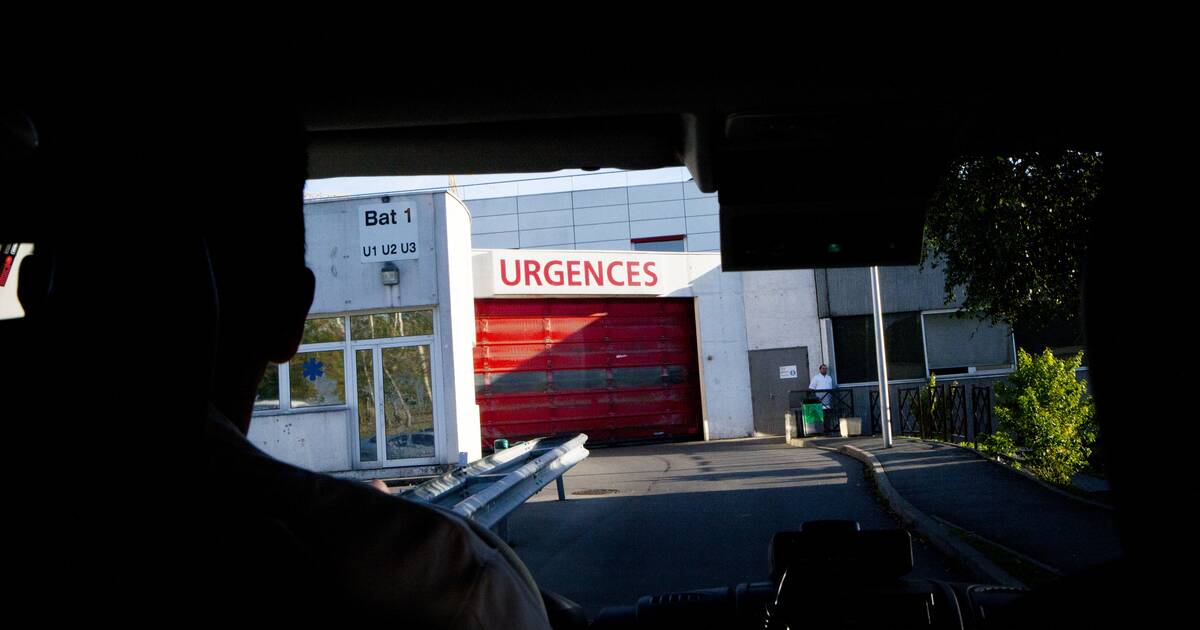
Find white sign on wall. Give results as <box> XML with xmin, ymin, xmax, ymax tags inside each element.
<box><xmin>359</xmin><ymin>201</ymin><xmax>421</xmax><ymax>262</ymax></box>
<box><xmin>779</xmin><ymin>365</ymin><xmax>798</xmax><ymax>379</ymax></box>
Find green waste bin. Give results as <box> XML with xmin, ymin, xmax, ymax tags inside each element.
<box><xmin>801</xmin><ymin>403</ymin><xmax>825</xmax><ymax>437</ymax></box>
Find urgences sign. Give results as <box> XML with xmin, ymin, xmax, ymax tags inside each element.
<box><xmin>477</xmin><ymin>250</ymin><xmax>693</xmax><ymax>296</ymax></box>
<box><xmin>501</xmin><ymin>258</ymin><xmax>659</xmax><ymax>288</ymax></box>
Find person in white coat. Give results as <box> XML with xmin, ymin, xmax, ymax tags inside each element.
<box><xmin>808</xmin><ymin>364</ymin><xmax>834</xmax><ymax>430</ymax></box>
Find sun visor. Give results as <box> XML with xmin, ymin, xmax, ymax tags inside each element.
<box><xmin>718</xmin><ymin>196</ymin><xmax>928</xmax><ymax>271</ymax></box>
<box><xmin>715</xmin><ymin>109</ymin><xmax>955</xmax><ymax>271</ymax></box>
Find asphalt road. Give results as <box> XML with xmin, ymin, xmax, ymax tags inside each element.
<box><xmin>508</xmin><ymin>437</ymin><xmax>971</xmax><ymax>616</ymax></box>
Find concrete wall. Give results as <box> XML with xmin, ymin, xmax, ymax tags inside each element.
<box><xmin>438</xmin><ymin>194</ymin><xmax>483</xmax><ymax>463</ymax></box>
<box><xmin>741</xmin><ymin>270</ymin><xmax>825</xmax><ymax>379</ymax></box>
<box><xmin>688</xmin><ymin>259</ymin><xmax>755</xmax><ymax>440</ymax></box>
<box><xmin>247</xmin><ymin>409</ymin><xmax>352</xmax><ymax>472</ymax></box>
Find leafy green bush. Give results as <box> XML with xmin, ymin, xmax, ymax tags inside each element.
<box><xmin>984</xmin><ymin>348</ymin><xmax>1096</xmax><ymax>484</ymax></box>
<box><xmin>916</xmin><ymin>374</ymin><xmax>939</xmax><ymax>438</ymax></box>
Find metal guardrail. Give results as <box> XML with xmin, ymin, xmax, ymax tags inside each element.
<box><xmin>870</xmin><ymin>382</ymin><xmax>996</xmax><ymax>441</ymax></box>
<box><xmin>897</xmin><ymin>384</ymin><xmax>969</xmax><ymax>442</ymax></box>
<box><xmin>404</xmin><ymin>434</ymin><xmax>589</xmax><ymax>529</ymax></box>
<box><xmin>972</xmin><ymin>387</ymin><xmax>994</xmax><ymax>449</ymax></box>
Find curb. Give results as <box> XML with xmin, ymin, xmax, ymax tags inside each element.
<box><xmin>837</xmin><ymin>444</ymin><xmax>1026</xmax><ymax>589</ymax></box>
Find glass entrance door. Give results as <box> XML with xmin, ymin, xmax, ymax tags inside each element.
<box><xmin>355</xmin><ymin>343</ymin><xmax>437</xmax><ymax>464</ymax></box>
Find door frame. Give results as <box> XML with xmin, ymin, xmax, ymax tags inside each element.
<box><xmin>349</xmin><ymin>335</ymin><xmax>443</xmax><ymax>469</ymax></box>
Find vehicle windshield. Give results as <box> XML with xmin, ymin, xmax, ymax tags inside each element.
<box><xmin>6</xmin><ymin>79</ymin><xmax>1156</xmax><ymax>629</ymax></box>
<box><xmin>247</xmin><ymin>157</ymin><xmax>1109</xmax><ymax>615</ymax></box>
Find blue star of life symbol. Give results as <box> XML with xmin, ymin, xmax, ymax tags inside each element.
<box><xmin>303</xmin><ymin>358</ymin><xmax>325</xmax><ymax>381</ymax></box>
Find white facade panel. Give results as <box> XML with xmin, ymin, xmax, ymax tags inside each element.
<box><xmin>518</xmin><ymin>192</ymin><xmax>573</xmax><ymax>213</ymax></box>
<box><xmin>685</xmin><ymin>197</ymin><xmax>720</xmax><ymax>216</ymax></box>
<box><xmin>471</xmin><ymin>213</ymin><xmax>519</xmax><ymax>235</ymax></box>
<box><xmin>570</xmin><ymin>172</ymin><xmax>629</xmax><ymax>191</ymax></box>
<box><xmin>626</xmin><ymin>168</ymin><xmax>687</xmax><ymax>187</ymax></box>
<box><xmin>518</xmin><ymin>209</ymin><xmax>573</xmax><ymax>231</ymax></box>
<box><xmin>472</xmin><ymin>231</ymin><xmax>520</xmax><ymax>249</ymax></box>
<box><xmin>686</xmin><ymin>214</ymin><xmax>720</xmax><ymax>234</ymax></box>
<box><xmin>466</xmin><ymin>196</ymin><xmax>518</xmax><ymax>217</ymax></box>
<box><xmin>573</xmin><ymin>187</ymin><xmax>629</xmax><ymax>208</ymax></box>
<box><xmin>576</xmin><ymin>239</ymin><xmax>631</xmax><ymax>251</ymax></box>
<box><xmin>248</xmin><ymin>410</ymin><xmax>353</xmax><ymax>472</ymax></box>
<box><xmin>573</xmin><ymin>204</ymin><xmax>630</xmax><ymax>226</ymax></box>
<box><xmin>687</xmin><ymin>232</ymin><xmax>721</xmax><ymax>252</ymax></box>
<box><xmin>460</xmin><ymin>181</ymin><xmax>519</xmax><ymax>201</ymax></box>
<box><xmin>630</xmin><ymin>218</ymin><xmax>687</xmax><ymax>239</ymax></box>
<box><xmin>629</xmin><ymin>200</ymin><xmax>686</xmax><ymax>222</ymax></box>
<box><xmin>574</xmin><ymin>221</ymin><xmax>630</xmax><ymax>243</ymax></box>
<box><xmin>305</xmin><ymin>196</ymin><xmax>440</xmax><ymax>314</ymax></box>
<box><xmin>519</xmin><ymin>226</ymin><xmax>575</xmax><ymax>247</ymax></box>
<box><xmin>628</xmin><ymin>182</ymin><xmax>685</xmax><ymax>204</ymax></box>
<box><xmin>518</xmin><ymin>178</ymin><xmax>573</xmax><ymax>195</ymax></box>
<box><xmin>439</xmin><ymin>194</ymin><xmax>484</xmax><ymax>463</ymax></box>
<box><xmin>684</xmin><ymin>181</ymin><xmax>717</xmax><ymax>199</ymax></box>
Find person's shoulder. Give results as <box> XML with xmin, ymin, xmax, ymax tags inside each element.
<box><xmin>202</xmin><ymin>408</ymin><xmax>547</xmax><ymax>627</ymax></box>
<box><xmin>313</xmin><ymin>487</ymin><xmax>549</xmax><ymax>627</ymax></box>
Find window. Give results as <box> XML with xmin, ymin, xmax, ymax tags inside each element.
<box><xmin>381</xmin><ymin>346</ymin><xmax>436</xmax><ymax>459</ymax></box>
<box><xmin>632</xmin><ymin>235</ymin><xmax>686</xmax><ymax>252</ymax></box>
<box><xmin>357</xmin><ymin>343</ymin><xmax>438</xmax><ymax>463</ymax></box>
<box><xmin>253</xmin><ymin>309</ymin><xmax>438</xmax><ymax>416</ymax></box>
<box><xmin>831</xmin><ymin>312</ymin><xmax>926</xmax><ymax>383</ymax></box>
<box><xmin>351</xmin><ymin>309</ymin><xmax>434</xmax><ymax>340</ymax></box>
<box><xmin>356</xmin><ymin>349</ymin><xmax>378</xmax><ymax>462</ymax></box>
<box><xmin>289</xmin><ymin>350</ymin><xmax>346</xmax><ymax>408</ymax></box>
<box><xmin>923</xmin><ymin>312</ymin><xmax>1014</xmax><ymax>375</ymax></box>
<box><xmin>302</xmin><ymin>317</ymin><xmax>346</xmax><ymax>344</ymax></box>
<box><xmin>254</xmin><ymin>363</ymin><xmax>280</xmax><ymax>411</ymax></box>
<box><xmin>1014</xmin><ymin>318</ymin><xmax>1087</xmax><ymax>365</ymax></box>
<box><xmin>833</xmin><ymin>311</ymin><xmax>1019</xmax><ymax>383</ymax></box>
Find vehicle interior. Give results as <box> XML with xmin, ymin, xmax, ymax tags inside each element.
<box><xmin>3</xmin><ymin>67</ymin><xmax>1186</xmax><ymax>626</ymax></box>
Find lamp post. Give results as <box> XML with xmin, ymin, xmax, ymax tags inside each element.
<box><xmin>870</xmin><ymin>266</ymin><xmax>893</xmax><ymax>448</ymax></box>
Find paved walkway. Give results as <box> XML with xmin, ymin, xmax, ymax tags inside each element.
<box><xmin>810</xmin><ymin>436</ymin><xmax>1123</xmax><ymax>579</ymax></box>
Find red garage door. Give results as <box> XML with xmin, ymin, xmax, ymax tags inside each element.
<box><xmin>474</xmin><ymin>298</ymin><xmax>702</xmax><ymax>447</ymax></box>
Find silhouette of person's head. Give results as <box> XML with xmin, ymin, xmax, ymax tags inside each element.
<box><xmin>203</xmin><ymin>103</ymin><xmax>314</xmax><ymax>433</ymax></box>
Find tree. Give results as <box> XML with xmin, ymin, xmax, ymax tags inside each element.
<box><xmin>922</xmin><ymin>150</ymin><xmax>1102</xmax><ymax>331</ymax></box>
<box><xmin>986</xmin><ymin>348</ymin><xmax>1096</xmax><ymax>484</ymax></box>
